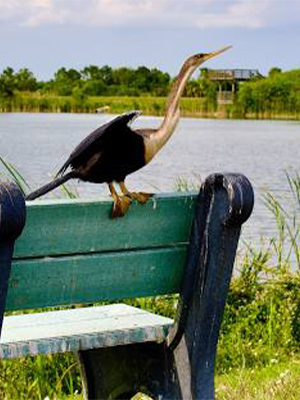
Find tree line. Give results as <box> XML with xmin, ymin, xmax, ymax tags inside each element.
<box><xmin>0</xmin><ymin>65</ymin><xmax>172</xmax><ymax>98</ymax></box>
<box><xmin>1</xmin><ymin>64</ymin><xmax>300</xmax><ymax>119</ymax></box>
<box><xmin>0</xmin><ymin>64</ymin><xmax>217</xmax><ymax>99</ymax></box>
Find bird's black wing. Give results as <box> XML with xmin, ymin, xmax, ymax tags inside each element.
<box><xmin>57</xmin><ymin>110</ymin><xmax>141</xmax><ymax>176</ymax></box>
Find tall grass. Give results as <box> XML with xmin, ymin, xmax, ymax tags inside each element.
<box><xmin>217</xmin><ymin>172</ymin><xmax>300</xmax><ymax>373</ymax></box>
<box><xmin>1</xmin><ymin>164</ymin><xmax>300</xmax><ymax>398</ymax></box>
<box><xmin>0</xmin><ymin>93</ymin><xmax>210</xmax><ymax>117</ymax></box>
<box><xmin>0</xmin><ymin>157</ymin><xmax>78</xmax><ymax>200</ymax></box>
<box><xmin>0</xmin><ymin>157</ymin><xmax>31</xmax><ymax>196</ymax></box>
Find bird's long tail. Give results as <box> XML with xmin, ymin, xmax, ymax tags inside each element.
<box><xmin>26</xmin><ymin>171</ymin><xmax>76</xmax><ymax>200</ymax></box>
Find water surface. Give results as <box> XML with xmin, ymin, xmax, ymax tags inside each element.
<box><xmin>1</xmin><ymin>112</ymin><xmax>300</xmax><ymax>243</ymax></box>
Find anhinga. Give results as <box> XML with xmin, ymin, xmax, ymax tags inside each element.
<box><xmin>26</xmin><ymin>46</ymin><xmax>231</xmax><ymax>217</ymax></box>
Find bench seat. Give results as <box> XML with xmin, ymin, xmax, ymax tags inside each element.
<box><xmin>0</xmin><ymin>304</ymin><xmax>173</xmax><ymax>359</ymax></box>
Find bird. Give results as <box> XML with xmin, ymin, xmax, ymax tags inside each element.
<box><xmin>26</xmin><ymin>46</ymin><xmax>231</xmax><ymax>217</ymax></box>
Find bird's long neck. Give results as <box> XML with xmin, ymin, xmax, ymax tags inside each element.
<box><xmin>142</xmin><ymin>46</ymin><xmax>230</xmax><ymax>163</ymax></box>
<box><xmin>144</xmin><ymin>62</ymin><xmax>197</xmax><ymax>164</ymax></box>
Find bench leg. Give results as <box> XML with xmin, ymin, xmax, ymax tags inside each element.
<box><xmin>0</xmin><ymin>183</ymin><xmax>26</xmax><ymax>335</ymax></box>
<box><xmin>78</xmin><ymin>342</ymin><xmax>180</xmax><ymax>399</ymax></box>
<box><xmin>167</xmin><ymin>173</ymin><xmax>254</xmax><ymax>399</ymax></box>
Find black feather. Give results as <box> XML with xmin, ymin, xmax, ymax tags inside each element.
<box><xmin>26</xmin><ymin>110</ymin><xmax>145</xmax><ymax>200</ymax></box>
<box><xmin>57</xmin><ymin>111</ymin><xmax>141</xmax><ymax>176</ymax></box>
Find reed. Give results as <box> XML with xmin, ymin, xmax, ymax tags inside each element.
<box><xmin>0</xmin><ymin>92</ymin><xmax>209</xmax><ymax>117</ymax></box>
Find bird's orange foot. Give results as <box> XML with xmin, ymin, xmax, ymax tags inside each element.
<box><xmin>111</xmin><ymin>195</ymin><xmax>132</xmax><ymax>218</ymax></box>
<box><xmin>129</xmin><ymin>192</ymin><xmax>154</xmax><ymax>205</ymax></box>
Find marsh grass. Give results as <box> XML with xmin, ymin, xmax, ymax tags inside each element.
<box><xmin>0</xmin><ymin>93</ymin><xmax>209</xmax><ymax>117</ymax></box>
<box><xmin>0</xmin><ymin>156</ymin><xmax>31</xmax><ymax>195</ymax></box>
<box><xmin>216</xmin><ymin>357</ymin><xmax>300</xmax><ymax>400</ymax></box>
<box><xmin>174</xmin><ymin>173</ymin><xmax>202</xmax><ymax>192</ymax></box>
<box><xmin>1</xmin><ymin>165</ymin><xmax>300</xmax><ymax>398</ymax></box>
<box><xmin>0</xmin><ymin>156</ymin><xmax>78</xmax><ymax>200</ymax></box>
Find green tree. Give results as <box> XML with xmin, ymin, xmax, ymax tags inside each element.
<box><xmin>53</xmin><ymin>68</ymin><xmax>82</xmax><ymax>95</ymax></box>
<box><xmin>184</xmin><ymin>81</ymin><xmax>201</xmax><ymax>97</ymax></box>
<box><xmin>81</xmin><ymin>65</ymin><xmax>102</xmax><ymax>81</ymax></box>
<box><xmin>113</xmin><ymin>67</ymin><xmax>134</xmax><ymax>87</ymax></box>
<box><xmin>15</xmin><ymin>68</ymin><xmax>37</xmax><ymax>91</ymax></box>
<box><xmin>0</xmin><ymin>67</ymin><xmax>16</xmax><ymax>98</ymax></box>
<box><xmin>236</xmin><ymin>69</ymin><xmax>300</xmax><ymax>116</ymax></box>
<box><xmin>99</xmin><ymin>65</ymin><xmax>114</xmax><ymax>85</ymax></box>
<box><xmin>268</xmin><ymin>67</ymin><xmax>282</xmax><ymax>78</ymax></box>
<box><xmin>133</xmin><ymin>66</ymin><xmax>152</xmax><ymax>92</ymax></box>
<box><xmin>82</xmin><ymin>80</ymin><xmax>106</xmax><ymax>96</ymax></box>
<box><xmin>149</xmin><ymin>68</ymin><xmax>170</xmax><ymax>96</ymax></box>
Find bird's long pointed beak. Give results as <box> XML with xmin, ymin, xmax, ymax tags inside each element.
<box><xmin>205</xmin><ymin>45</ymin><xmax>232</xmax><ymax>61</ymax></box>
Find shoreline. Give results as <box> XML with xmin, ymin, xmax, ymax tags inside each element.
<box><xmin>1</xmin><ymin>109</ymin><xmax>299</xmax><ymax>122</ymax></box>
<box><xmin>1</xmin><ymin>94</ymin><xmax>300</xmax><ymax>121</ymax></box>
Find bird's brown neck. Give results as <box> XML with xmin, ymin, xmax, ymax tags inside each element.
<box><xmin>162</xmin><ymin>62</ymin><xmax>194</xmax><ymax>129</ymax></box>
<box><xmin>144</xmin><ymin>61</ymin><xmax>198</xmax><ymax>163</ymax></box>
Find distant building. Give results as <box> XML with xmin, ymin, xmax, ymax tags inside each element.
<box><xmin>202</xmin><ymin>68</ymin><xmax>264</xmax><ymax>104</ymax></box>
<box><xmin>206</xmin><ymin>69</ymin><xmax>263</xmax><ymax>82</ymax></box>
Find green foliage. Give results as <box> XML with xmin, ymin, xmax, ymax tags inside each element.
<box><xmin>0</xmin><ymin>92</ymin><xmax>207</xmax><ymax>116</ymax></box>
<box><xmin>216</xmin><ymin>358</ymin><xmax>300</xmax><ymax>400</ymax></box>
<box><xmin>15</xmin><ymin>68</ymin><xmax>38</xmax><ymax>92</ymax></box>
<box><xmin>218</xmin><ymin>249</ymin><xmax>300</xmax><ymax>372</ymax></box>
<box><xmin>217</xmin><ymin>172</ymin><xmax>300</xmax><ymax>373</ymax></box>
<box><xmin>51</xmin><ymin>67</ymin><xmax>82</xmax><ymax>96</ymax></box>
<box><xmin>7</xmin><ymin>64</ymin><xmax>171</xmax><ymax>98</ymax></box>
<box><xmin>269</xmin><ymin>67</ymin><xmax>282</xmax><ymax>78</ymax></box>
<box><xmin>235</xmin><ymin>69</ymin><xmax>300</xmax><ymax>118</ymax></box>
<box><xmin>0</xmin><ymin>67</ymin><xmax>37</xmax><ymax>101</ymax></box>
<box><xmin>0</xmin><ymin>64</ymin><xmax>218</xmax><ymax>114</ymax></box>
<box><xmin>0</xmin><ymin>67</ymin><xmax>16</xmax><ymax>99</ymax></box>
<box><xmin>1</xmin><ymin>64</ymin><xmax>300</xmax><ymax>119</ymax></box>
<box><xmin>0</xmin><ymin>353</ymin><xmax>81</xmax><ymax>400</ymax></box>
<box><xmin>0</xmin><ymin>156</ymin><xmax>31</xmax><ymax>195</ymax></box>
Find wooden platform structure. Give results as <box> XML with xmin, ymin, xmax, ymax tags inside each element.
<box><xmin>205</xmin><ymin>68</ymin><xmax>263</xmax><ymax>104</ymax></box>
<box><xmin>207</xmin><ymin>69</ymin><xmax>262</xmax><ymax>82</ymax></box>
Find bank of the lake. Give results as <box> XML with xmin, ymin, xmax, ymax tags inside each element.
<box><xmin>1</xmin><ymin>93</ymin><xmax>300</xmax><ymax>120</ymax></box>
<box><xmin>0</xmin><ymin>93</ymin><xmax>213</xmax><ymax>117</ymax></box>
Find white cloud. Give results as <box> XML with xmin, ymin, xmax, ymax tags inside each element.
<box><xmin>196</xmin><ymin>0</ymin><xmax>272</xmax><ymax>28</ymax></box>
<box><xmin>0</xmin><ymin>0</ymin><xmax>67</xmax><ymax>25</ymax></box>
<box><xmin>0</xmin><ymin>0</ymin><xmax>299</xmax><ymax>29</ymax></box>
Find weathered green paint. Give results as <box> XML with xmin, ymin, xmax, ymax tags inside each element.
<box><xmin>14</xmin><ymin>193</ymin><xmax>196</xmax><ymax>259</ymax></box>
<box><xmin>0</xmin><ymin>304</ymin><xmax>173</xmax><ymax>359</ymax></box>
<box><xmin>7</xmin><ymin>246</ymin><xmax>186</xmax><ymax>311</ymax></box>
<box><xmin>5</xmin><ymin>194</ymin><xmax>196</xmax><ymax>311</ymax></box>
<box><xmin>1</xmin><ymin>193</ymin><xmax>196</xmax><ymax>360</ymax></box>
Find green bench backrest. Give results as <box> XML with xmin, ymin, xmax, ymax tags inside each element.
<box><xmin>7</xmin><ymin>193</ymin><xmax>196</xmax><ymax>311</ymax></box>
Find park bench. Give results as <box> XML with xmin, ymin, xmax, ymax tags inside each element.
<box><xmin>0</xmin><ymin>172</ymin><xmax>254</xmax><ymax>400</ymax></box>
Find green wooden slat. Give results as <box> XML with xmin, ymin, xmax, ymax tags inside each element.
<box><xmin>14</xmin><ymin>193</ymin><xmax>196</xmax><ymax>259</ymax></box>
<box><xmin>7</xmin><ymin>246</ymin><xmax>186</xmax><ymax>311</ymax></box>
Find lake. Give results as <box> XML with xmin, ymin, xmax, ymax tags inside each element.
<box><xmin>1</xmin><ymin>112</ymin><xmax>300</xmax><ymax>244</ymax></box>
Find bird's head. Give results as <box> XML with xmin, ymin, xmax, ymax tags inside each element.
<box><xmin>185</xmin><ymin>45</ymin><xmax>232</xmax><ymax>69</ymax></box>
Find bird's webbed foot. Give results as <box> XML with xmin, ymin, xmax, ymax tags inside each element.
<box><xmin>111</xmin><ymin>195</ymin><xmax>132</xmax><ymax>218</ymax></box>
<box><xmin>128</xmin><ymin>192</ymin><xmax>153</xmax><ymax>205</ymax></box>
<box><xmin>118</xmin><ymin>182</ymin><xmax>153</xmax><ymax>205</ymax></box>
<box><xmin>109</xmin><ymin>183</ymin><xmax>132</xmax><ymax>218</ymax></box>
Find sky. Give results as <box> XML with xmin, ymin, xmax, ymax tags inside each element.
<box><xmin>1</xmin><ymin>0</ymin><xmax>300</xmax><ymax>80</ymax></box>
